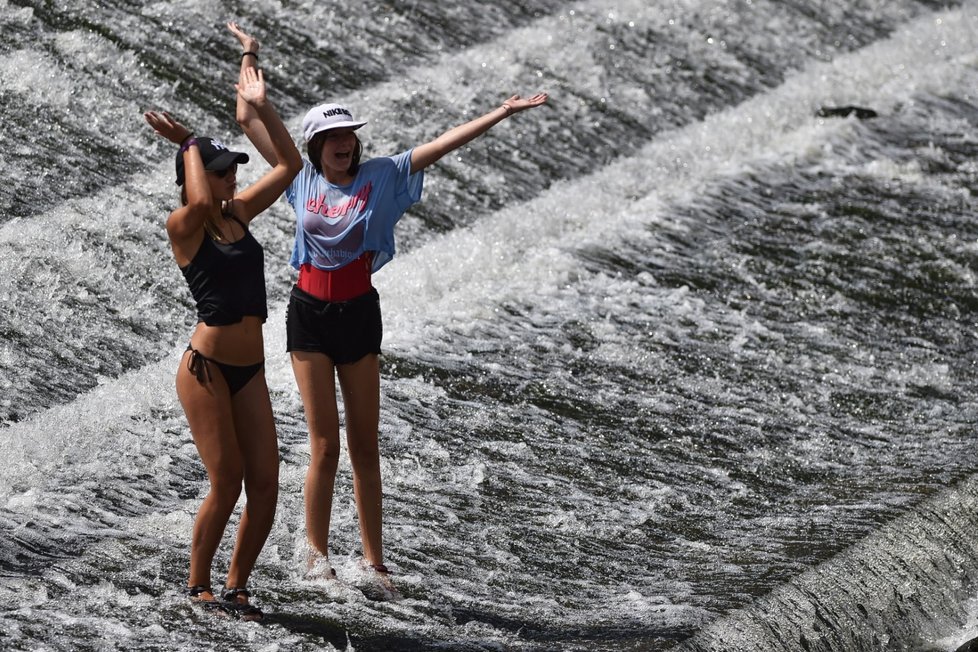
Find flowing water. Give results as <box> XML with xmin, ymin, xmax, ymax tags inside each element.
<box><xmin>3</xmin><ymin>1</ymin><xmax>978</xmax><ymax>650</ymax></box>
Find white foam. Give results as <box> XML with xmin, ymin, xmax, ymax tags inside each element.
<box><xmin>3</xmin><ymin>0</ymin><xmax>971</xmax><ymax>504</ymax></box>
<box><xmin>375</xmin><ymin>2</ymin><xmax>978</xmax><ymax>357</ymax></box>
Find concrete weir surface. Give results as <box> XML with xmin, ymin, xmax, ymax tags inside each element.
<box><xmin>679</xmin><ymin>475</ymin><xmax>978</xmax><ymax>652</ymax></box>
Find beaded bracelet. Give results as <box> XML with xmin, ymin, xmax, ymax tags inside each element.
<box><xmin>242</xmin><ymin>51</ymin><xmax>258</xmax><ymax>61</ymax></box>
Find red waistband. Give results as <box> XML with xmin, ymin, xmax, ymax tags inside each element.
<box><xmin>297</xmin><ymin>253</ymin><xmax>373</xmax><ymax>302</ymax></box>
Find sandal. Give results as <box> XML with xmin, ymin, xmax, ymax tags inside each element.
<box><xmin>220</xmin><ymin>587</ymin><xmax>264</xmax><ymax>621</ymax></box>
<box><xmin>186</xmin><ymin>585</ymin><xmax>226</xmax><ymax>614</ymax></box>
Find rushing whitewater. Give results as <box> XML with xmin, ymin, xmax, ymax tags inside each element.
<box><xmin>2</xmin><ymin>1</ymin><xmax>978</xmax><ymax>650</ymax></box>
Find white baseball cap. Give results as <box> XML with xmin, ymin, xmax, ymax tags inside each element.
<box><xmin>302</xmin><ymin>103</ymin><xmax>367</xmax><ymax>142</ymax></box>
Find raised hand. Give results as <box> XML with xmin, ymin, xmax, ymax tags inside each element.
<box><xmin>144</xmin><ymin>110</ymin><xmax>193</xmax><ymax>145</ymax></box>
<box><xmin>227</xmin><ymin>21</ymin><xmax>260</xmax><ymax>55</ymax></box>
<box><xmin>235</xmin><ymin>66</ymin><xmax>267</xmax><ymax>107</ymax></box>
<box><xmin>501</xmin><ymin>93</ymin><xmax>549</xmax><ymax>115</ymax></box>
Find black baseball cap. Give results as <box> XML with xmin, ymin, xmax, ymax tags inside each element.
<box><xmin>175</xmin><ymin>136</ymin><xmax>250</xmax><ymax>185</ymax></box>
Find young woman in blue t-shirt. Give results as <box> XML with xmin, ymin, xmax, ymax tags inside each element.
<box><xmin>229</xmin><ymin>22</ymin><xmax>547</xmax><ymax>595</ymax></box>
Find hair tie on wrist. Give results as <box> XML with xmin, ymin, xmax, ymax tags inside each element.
<box><xmin>502</xmin><ymin>104</ymin><xmax>513</xmax><ymax>116</ymax></box>
<box><xmin>242</xmin><ymin>51</ymin><xmax>258</xmax><ymax>60</ymax></box>
<box><xmin>179</xmin><ymin>136</ymin><xmax>198</xmax><ymax>153</ymax></box>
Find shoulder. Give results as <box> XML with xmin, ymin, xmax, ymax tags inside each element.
<box><xmin>287</xmin><ymin>159</ymin><xmax>321</xmax><ymax>199</ymax></box>
<box><xmin>361</xmin><ymin>150</ymin><xmax>414</xmax><ymax>174</ymax></box>
<box><xmin>289</xmin><ymin>158</ymin><xmax>321</xmax><ymax>185</ymax></box>
<box><xmin>360</xmin><ymin>156</ymin><xmax>395</xmax><ymax>171</ymax></box>
<box><xmin>166</xmin><ymin>204</ymin><xmax>200</xmax><ymax>240</ymax></box>
<box><xmin>296</xmin><ymin>157</ymin><xmax>320</xmax><ymax>180</ymax></box>
<box><xmin>225</xmin><ymin>202</ymin><xmax>251</xmax><ymax>229</ymax></box>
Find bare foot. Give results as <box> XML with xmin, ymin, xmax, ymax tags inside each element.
<box><xmin>306</xmin><ymin>548</ymin><xmax>337</xmax><ymax>580</ymax></box>
<box><xmin>361</xmin><ymin>562</ymin><xmax>402</xmax><ymax>601</ymax></box>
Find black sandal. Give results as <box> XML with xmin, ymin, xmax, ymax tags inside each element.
<box><xmin>186</xmin><ymin>585</ymin><xmax>226</xmax><ymax>613</ymax></box>
<box><xmin>221</xmin><ymin>587</ymin><xmax>264</xmax><ymax>621</ymax></box>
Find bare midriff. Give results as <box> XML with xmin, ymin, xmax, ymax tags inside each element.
<box><xmin>188</xmin><ymin>316</ymin><xmax>265</xmax><ymax>365</ymax></box>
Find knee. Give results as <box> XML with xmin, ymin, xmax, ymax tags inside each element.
<box><xmin>244</xmin><ymin>469</ymin><xmax>278</xmax><ymax>505</ymax></box>
<box><xmin>347</xmin><ymin>437</ymin><xmax>380</xmax><ymax>471</ymax></box>
<box><xmin>209</xmin><ymin>470</ymin><xmax>244</xmax><ymax>508</ymax></box>
<box><xmin>309</xmin><ymin>437</ymin><xmax>342</xmax><ymax>471</ymax></box>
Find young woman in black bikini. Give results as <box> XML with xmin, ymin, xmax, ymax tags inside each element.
<box><xmin>144</xmin><ymin>64</ymin><xmax>302</xmax><ymax>619</ymax></box>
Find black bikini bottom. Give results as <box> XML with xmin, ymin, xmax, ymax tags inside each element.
<box><xmin>185</xmin><ymin>345</ymin><xmax>264</xmax><ymax>396</ymax></box>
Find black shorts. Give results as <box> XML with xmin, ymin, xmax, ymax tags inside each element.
<box><xmin>286</xmin><ymin>286</ymin><xmax>382</xmax><ymax>364</ymax></box>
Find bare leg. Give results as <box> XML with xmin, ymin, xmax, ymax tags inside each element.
<box><xmin>225</xmin><ymin>370</ymin><xmax>279</xmax><ymax>590</ymax></box>
<box><xmin>337</xmin><ymin>354</ymin><xmax>383</xmax><ymax>566</ymax></box>
<box><xmin>176</xmin><ymin>352</ymin><xmax>242</xmax><ymax>592</ymax></box>
<box><xmin>291</xmin><ymin>351</ymin><xmax>341</xmax><ymax>561</ymax></box>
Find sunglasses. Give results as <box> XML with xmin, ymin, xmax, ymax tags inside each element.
<box><xmin>208</xmin><ymin>163</ymin><xmax>238</xmax><ymax>179</ymax></box>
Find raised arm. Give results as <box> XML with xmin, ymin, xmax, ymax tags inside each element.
<box><xmin>228</xmin><ymin>21</ymin><xmax>280</xmax><ymax>167</ymax></box>
<box><xmin>409</xmin><ymin>93</ymin><xmax>548</xmax><ymax>174</ymax></box>
<box><xmin>230</xmin><ymin>65</ymin><xmax>303</xmax><ymax>223</ymax></box>
<box><xmin>143</xmin><ymin>111</ymin><xmax>211</xmax><ymax>244</ymax></box>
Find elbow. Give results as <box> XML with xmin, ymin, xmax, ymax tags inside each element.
<box><xmin>284</xmin><ymin>150</ymin><xmax>303</xmax><ymax>176</ymax></box>
<box><xmin>236</xmin><ymin>113</ymin><xmax>262</xmax><ymax>138</ymax></box>
<box><xmin>184</xmin><ymin>196</ymin><xmax>211</xmax><ymax>213</ymax></box>
<box><xmin>235</xmin><ymin>108</ymin><xmax>251</xmax><ymax>130</ymax></box>
<box><xmin>272</xmin><ymin>156</ymin><xmax>302</xmax><ymax>184</ymax></box>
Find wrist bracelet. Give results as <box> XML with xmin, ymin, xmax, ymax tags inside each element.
<box><xmin>179</xmin><ymin>136</ymin><xmax>198</xmax><ymax>153</ymax></box>
<box><xmin>501</xmin><ymin>104</ymin><xmax>513</xmax><ymax>116</ymax></box>
<box><xmin>242</xmin><ymin>51</ymin><xmax>258</xmax><ymax>61</ymax></box>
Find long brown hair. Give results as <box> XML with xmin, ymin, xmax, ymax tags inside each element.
<box><xmin>307</xmin><ymin>132</ymin><xmax>363</xmax><ymax>177</ymax></box>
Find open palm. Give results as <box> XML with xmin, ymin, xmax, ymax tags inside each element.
<box><xmin>236</xmin><ymin>66</ymin><xmax>266</xmax><ymax>106</ymax></box>
<box><xmin>504</xmin><ymin>93</ymin><xmax>549</xmax><ymax>114</ymax></box>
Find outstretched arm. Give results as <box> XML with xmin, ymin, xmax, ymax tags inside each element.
<box><xmin>410</xmin><ymin>93</ymin><xmax>548</xmax><ymax>174</ymax></box>
<box><xmin>228</xmin><ymin>21</ymin><xmax>279</xmax><ymax>167</ymax></box>
<box><xmin>230</xmin><ymin>64</ymin><xmax>303</xmax><ymax>223</ymax></box>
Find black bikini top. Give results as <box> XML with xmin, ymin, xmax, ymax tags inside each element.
<box><xmin>179</xmin><ymin>216</ymin><xmax>267</xmax><ymax>326</ymax></box>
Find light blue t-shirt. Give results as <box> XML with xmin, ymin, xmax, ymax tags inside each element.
<box><xmin>285</xmin><ymin>149</ymin><xmax>424</xmax><ymax>273</ymax></box>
